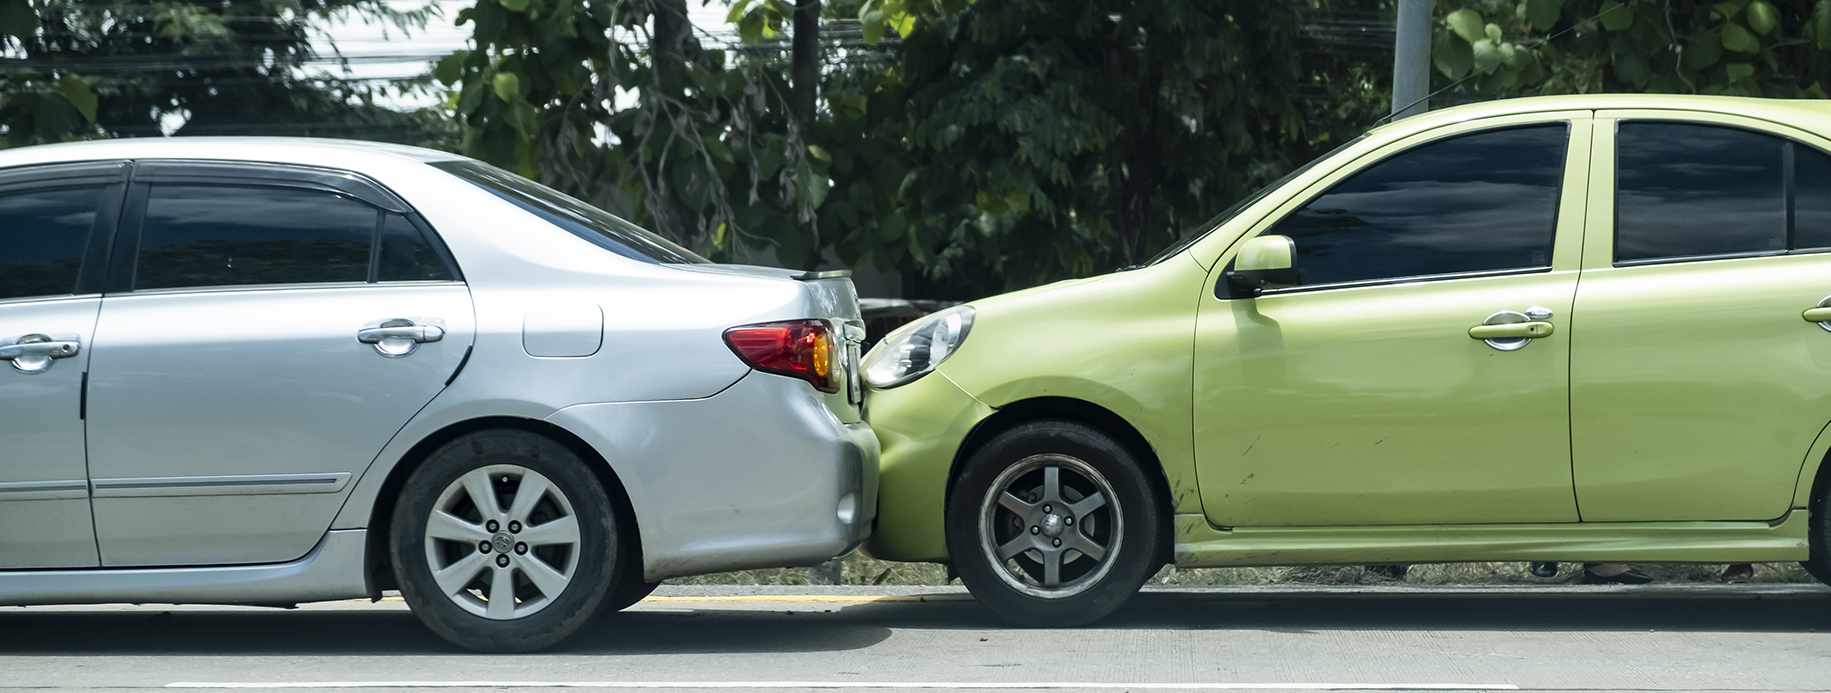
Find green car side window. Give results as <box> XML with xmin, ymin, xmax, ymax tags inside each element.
<box><xmin>1616</xmin><ymin>122</ymin><xmax>1786</xmax><ymax>264</ymax></box>
<box><xmin>1265</xmin><ymin>124</ymin><xmax>1567</xmax><ymax>289</ymax></box>
<box><xmin>1616</xmin><ymin>121</ymin><xmax>1831</xmax><ymax>263</ymax></box>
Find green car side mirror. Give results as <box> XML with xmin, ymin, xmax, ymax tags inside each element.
<box><xmin>1225</xmin><ymin>234</ymin><xmax>1299</xmax><ymax>296</ymax></box>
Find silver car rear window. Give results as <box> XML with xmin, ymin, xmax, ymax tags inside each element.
<box><xmin>433</xmin><ymin>160</ymin><xmax>709</xmax><ymax>265</ymax></box>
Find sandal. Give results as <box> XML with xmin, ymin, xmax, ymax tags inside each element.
<box><xmin>1720</xmin><ymin>563</ymin><xmax>1755</xmax><ymax>584</ymax></box>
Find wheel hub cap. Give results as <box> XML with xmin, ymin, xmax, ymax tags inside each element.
<box><xmin>424</xmin><ymin>464</ymin><xmax>582</xmax><ymax>620</ymax></box>
<box><xmin>979</xmin><ymin>454</ymin><xmax>1124</xmax><ymax>599</ymax></box>
<box><xmin>1040</xmin><ymin>513</ymin><xmax>1065</xmax><ymax>538</ymax></box>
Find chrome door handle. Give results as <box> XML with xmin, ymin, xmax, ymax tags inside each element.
<box><xmin>0</xmin><ymin>334</ymin><xmax>81</xmax><ymax>374</ymax></box>
<box><xmin>357</xmin><ymin>325</ymin><xmax>445</xmax><ymax>344</ymax></box>
<box><xmin>1471</xmin><ymin>310</ymin><xmax>1554</xmax><ymax>351</ymax></box>
<box><xmin>357</xmin><ymin>319</ymin><xmax>444</xmax><ymax>358</ymax></box>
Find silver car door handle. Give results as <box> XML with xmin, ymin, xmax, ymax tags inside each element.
<box><xmin>0</xmin><ymin>334</ymin><xmax>81</xmax><ymax>374</ymax></box>
<box><xmin>357</xmin><ymin>320</ymin><xmax>445</xmax><ymax>358</ymax></box>
<box><xmin>357</xmin><ymin>325</ymin><xmax>445</xmax><ymax>344</ymax></box>
<box><xmin>0</xmin><ymin>340</ymin><xmax>80</xmax><ymax>360</ymax></box>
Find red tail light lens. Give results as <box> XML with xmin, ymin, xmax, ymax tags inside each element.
<box><xmin>722</xmin><ymin>319</ymin><xmax>839</xmax><ymax>393</ymax></box>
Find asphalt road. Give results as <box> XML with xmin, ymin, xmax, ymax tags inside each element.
<box><xmin>4</xmin><ymin>584</ymin><xmax>1831</xmax><ymax>693</ymax></box>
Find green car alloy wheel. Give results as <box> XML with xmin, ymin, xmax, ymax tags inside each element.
<box><xmin>947</xmin><ymin>421</ymin><xmax>1165</xmax><ymax>626</ymax></box>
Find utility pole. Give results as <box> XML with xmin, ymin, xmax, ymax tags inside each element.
<box><xmin>1392</xmin><ymin>0</ymin><xmax>1431</xmax><ymax>119</ymax></box>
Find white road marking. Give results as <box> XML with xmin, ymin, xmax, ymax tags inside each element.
<box><xmin>165</xmin><ymin>682</ymin><xmax>1519</xmax><ymax>691</ymax></box>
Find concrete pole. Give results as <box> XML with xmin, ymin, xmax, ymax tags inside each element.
<box><xmin>1392</xmin><ymin>0</ymin><xmax>1432</xmax><ymax>119</ymax></box>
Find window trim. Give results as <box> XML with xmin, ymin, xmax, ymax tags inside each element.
<box><xmin>1255</xmin><ymin>265</ymin><xmax>1556</xmax><ymax>297</ymax></box>
<box><xmin>107</xmin><ymin>161</ymin><xmax>462</xmax><ymax>294</ymax></box>
<box><xmin>1216</xmin><ymin>122</ymin><xmax>1572</xmax><ymax>299</ymax></box>
<box><xmin>1609</xmin><ymin>119</ymin><xmax>1831</xmax><ymax>268</ymax></box>
<box><xmin>0</xmin><ymin>161</ymin><xmax>130</xmax><ymax>301</ymax></box>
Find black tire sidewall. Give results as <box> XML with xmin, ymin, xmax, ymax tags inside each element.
<box><xmin>390</xmin><ymin>429</ymin><xmax>620</xmax><ymax>652</ymax></box>
<box><xmin>946</xmin><ymin>420</ymin><xmax>1164</xmax><ymax>627</ymax></box>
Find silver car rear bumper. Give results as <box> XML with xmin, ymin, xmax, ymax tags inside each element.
<box><xmin>546</xmin><ymin>371</ymin><xmax>880</xmax><ymax>582</ymax></box>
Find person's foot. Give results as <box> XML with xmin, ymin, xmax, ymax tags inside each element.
<box><xmin>1580</xmin><ymin>566</ymin><xmax>1653</xmax><ymax>584</ymax></box>
<box><xmin>1720</xmin><ymin>563</ymin><xmax>1755</xmax><ymax>584</ymax></box>
<box><xmin>1528</xmin><ymin>561</ymin><xmax>1558</xmax><ymax>578</ymax></box>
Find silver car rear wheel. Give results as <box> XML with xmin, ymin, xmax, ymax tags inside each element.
<box><xmin>424</xmin><ymin>464</ymin><xmax>582</xmax><ymax>620</ymax></box>
<box><xmin>392</xmin><ymin>429</ymin><xmax>620</xmax><ymax>652</ymax></box>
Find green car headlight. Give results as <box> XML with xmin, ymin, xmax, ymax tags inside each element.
<box><xmin>863</xmin><ymin>305</ymin><xmax>975</xmax><ymax>389</ymax></box>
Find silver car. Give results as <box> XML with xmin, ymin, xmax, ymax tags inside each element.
<box><xmin>0</xmin><ymin>138</ymin><xmax>879</xmax><ymax>652</ymax></box>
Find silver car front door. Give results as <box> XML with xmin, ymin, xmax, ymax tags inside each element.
<box><xmin>86</xmin><ymin>169</ymin><xmax>473</xmax><ymax>567</ymax></box>
<box><xmin>0</xmin><ymin>163</ymin><xmax>126</xmax><ymax>568</ymax></box>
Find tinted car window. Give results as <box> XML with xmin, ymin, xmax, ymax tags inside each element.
<box><xmin>1268</xmin><ymin>125</ymin><xmax>1566</xmax><ymax>287</ymax></box>
<box><xmin>378</xmin><ymin>213</ymin><xmax>454</xmax><ymax>281</ymax></box>
<box><xmin>1794</xmin><ymin>145</ymin><xmax>1831</xmax><ymax>251</ymax></box>
<box><xmin>1617</xmin><ymin>123</ymin><xmax>1786</xmax><ymax>263</ymax></box>
<box><xmin>136</xmin><ymin>185</ymin><xmax>378</xmax><ymax>290</ymax></box>
<box><xmin>432</xmin><ymin>160</ymin><xmax>708</xmax><ymax>265</ymax></box>
<box><xmin>0</xmin><ymin>186</ymin><xmax>103</xmax><ymax>300</ymax></box>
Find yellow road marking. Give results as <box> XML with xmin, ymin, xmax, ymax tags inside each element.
<box><xmin>640</xmin><ymin>595</ymin><xmax>972</xmax><ymax>603</ymax></box>
<box><xmin>351</xmin><ymin>594</ymin><xmax>970</xmax><ymax>604</ymax></box>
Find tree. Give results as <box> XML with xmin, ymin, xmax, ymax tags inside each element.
<box><xmin>443</xmin><ymin>0</ymin><xmax>866</xmax><ymax>269</ymax></box>
<box><xmin>1431</xmin><ymin>0</ymin><xmax>1831</xmax><ymax>100</ymax></box>
<box><xmin>876</xmin><ymin>0</ymin><xmax>1384</xmax><ymax>289</ymax></box>
<box><xmin>0</xmin><ymin>0</ymin><xmax>451</xmax><ymax>148</ymax></box>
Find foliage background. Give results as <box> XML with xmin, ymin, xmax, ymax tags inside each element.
<box><xmin>11</xmin><ymin>0</ymin><xmax>1831</xmax><ymax>295</ymax></box>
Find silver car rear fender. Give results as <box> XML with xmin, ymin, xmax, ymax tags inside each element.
<box><xmin>544</xmin><ymin>371</ymin><xmax>880</xmax><ymax>582</ymax></box>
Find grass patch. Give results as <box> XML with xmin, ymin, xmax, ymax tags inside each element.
<box><xmin>662</xmin><ymin>554</ymin><xmax>1820</xmax><ymax>587</ymax></box>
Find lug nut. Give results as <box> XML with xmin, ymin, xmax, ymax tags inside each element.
<box><xmin>509</xmin><ymin>520</ymin><xmax>522</xmax><ymax>533</ymax></box>
<box><xmin>479</xmin><ymin>541</ymin><xmax>492</xmax><ymax>554</ymax></box>
<box><xmin>1065</xmin><ymin>517</ymin><xmax>1074</xmax><ymax>526</ymax></box>
<box><xmin>1030</xmin><ymin>526</ymin><xmax>1040</xmax><ymax>535</ymax></box>
<box><xmin>515</xmin><ymin>543</ymin><xmax>528</xmax><ymax>555</ymax></box>
<box><xmin>496</xmin><ymin>555</ymin><xmax>510</xmax><ymax>568</ymax></box>
<box><xmin>487</xmin><ymin>520</ymin><xmax>500</xmax><ymax>532</ymax></box>
<box><xmin>1052</xmin><ymin>539</ymin><xmax>1061</xmax><ymax>547</ymax></box>
<box><xmin>1043</xmin><ymin>504</ymin><xmax>1052</xmax><ymax>513</ymax></box>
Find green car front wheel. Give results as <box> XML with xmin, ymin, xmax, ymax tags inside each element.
<box><xmin>946</xmin><ymin>420</ymin><xmax>1165</xmax><ymax>626</ymax></box>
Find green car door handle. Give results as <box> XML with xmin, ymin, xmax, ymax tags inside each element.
<box><xmin>1467</xmin><ymin>321</ymin><xmax>1555</xmax><ymax>340</ymax></box>
<box><xmin>1803</xmin><ymin>307</ymin><xmax>1831</xmax><ymax>323</ymax></box>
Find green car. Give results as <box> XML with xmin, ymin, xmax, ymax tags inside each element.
<box><xmin>860</xmin><ymin>94</ymin><xmax>1831</xmax><ymax>626</ymax></box>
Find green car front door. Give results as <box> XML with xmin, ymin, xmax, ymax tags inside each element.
<box><xmin>1192</xmin><ymin>114</ymin><xmax>1593</xmax><ymax>527</ymax></box>
<box><xmin>1568</xmin><ymin>113</ymin><xmax>1831</xmax><ymax>522</ymax></box>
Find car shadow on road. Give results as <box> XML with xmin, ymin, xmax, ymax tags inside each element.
<box><xmin>3</xmin><ymin>590</ymin><xmax>1825</xmax><ymax>655</ymax></box>
<box><xmin>0</xmin><ymin>606</ymin><xmax>896</xmax><ymax>656</ymax></box>
<box><xmin>824</xmin><ymin>590</ymin><xmax>1831</xmax><ymax>634</ymax></box>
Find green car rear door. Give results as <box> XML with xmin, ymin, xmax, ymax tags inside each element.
<box><xmin>1567</xmin><ymin>112</ymin><xmax>1831</xmax><ymax>522</ymax></box>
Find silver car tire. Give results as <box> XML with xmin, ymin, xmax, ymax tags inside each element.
<box><xmin>945</xmin><ymin>420</ymin><xmax>1164</xmax><ymax>627</ymax></box>
<box><xmin>391</xmin><ymin>429</ymin><xmax>620</xmax><ymax>652</ymax></box>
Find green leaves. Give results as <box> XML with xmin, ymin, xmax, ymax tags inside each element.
<box><xmin>1815</xmin><ymin>0</ymin><xmax>1831</xmax><ymax>50</ymax></box>
<box><xmin>0</xmin><ymin>0</ymin><xmax>34</xmax><ymax>41</ymax></box>
<box><xmin>1747</xmin><ymin>1</ymin><xmax>1779</xmax><ymax>34</ymax></box>
<box><xmin>1721</xmin><ymin>22</ymin><xmax>1758</xmax><ymax>52</ymax></box>
<box><xmin>435</xmin><ymin>51</ymin><xmax>469</xmax><ymax>86</ymax></box>
<box><xmin>1523</xmin><ymin>0</ymin><xmax>1561</xmax><ymax>32</ymax></box>
<box><xmin>1599</xmin><ymin>1</ymin><xmax>1634</xmax><ymax>31</ymax></box>
<box><xmin>1447</xmin><ymin>9</ymin><xmax>1486</xmax><ymax>43</ymax></box>
<box><xmin>56</xmin><ymin>74</ymin><xmax>95</xmax><ymax>123</ymax></box>
<box><xmin>492</xmin><ymin>72</ymin><xmax>521</xmax><ymax>102</ymax></box>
